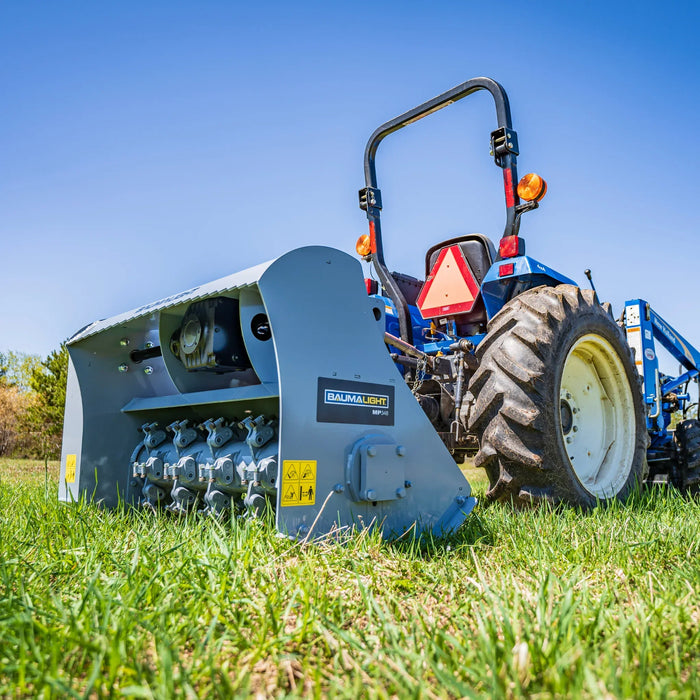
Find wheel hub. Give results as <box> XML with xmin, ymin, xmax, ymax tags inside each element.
<box><xmin>559</xmin><ymin>391</ymin><xmax>578</xmax><ymax>437</ymax></box>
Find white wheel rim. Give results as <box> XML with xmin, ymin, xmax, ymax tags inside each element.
<box><xmin>559</xmin><ymin>333</ymin><xmax>636</xmax><ymax>498</ymax></box>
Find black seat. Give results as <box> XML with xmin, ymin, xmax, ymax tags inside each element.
<box><xmin>422</xmin><ymin>234</ymin><xmax>496</xmax><ymax>331</ymax></box>
<box><xmin>425</xmin><ymin>234</ymin><xmax>496</xmax><ymax>284</ymax></box>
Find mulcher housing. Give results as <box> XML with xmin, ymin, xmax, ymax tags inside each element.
<box><xmin>60</xmin><ymin>77</ymin><xmax>700</xmax><ymax>539</ymax></box>
<box><xmin>60</xmin><ymin>247</ymin><xmax>475</xmax><ymax>539</ymax></box>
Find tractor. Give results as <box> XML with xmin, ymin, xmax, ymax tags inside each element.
<box><xmin>59</xmin><ymin>77</ymin><xmax>700</xmax><ymax>539</ymax></box>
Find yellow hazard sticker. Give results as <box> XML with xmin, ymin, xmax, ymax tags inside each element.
<box><xmin>65</xmin><ymin>454</ymin><xmax>77</xmax><ymax>484</ymax></box>
<box><xmin>280</xmin><ymin>460</ymin><xmax>317</xmax><ymax>507</ymax></box>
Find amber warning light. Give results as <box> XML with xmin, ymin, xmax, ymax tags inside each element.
<box><xmin>356</xmin><ymin>234</ymin><xmax>372</xmax><ymax>257</ymax></box>
<box><xmin>517</xmin><ymin>173</ymin><xmax>547</xmax><ymax>202</ymax></box>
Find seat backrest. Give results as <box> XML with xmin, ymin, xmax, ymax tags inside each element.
<box><xmin>425</xmin><ymin>234</ymin><xmax>496</xmax><ymax>284</ymax></box>
<box><xmin>421</xmin><ymin>234</ymin><xmax>496</xmax><ymax>330</ymax></box>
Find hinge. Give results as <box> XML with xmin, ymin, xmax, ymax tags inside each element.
<box><xmin>489</xmin><ymin>127</ymin><xmax>519</xmax><ymax>167</ymax></box>
<box><xmin>358</xmin><ymin>187</ymin><xmax>382</xmax><ymax>212</ymax></box>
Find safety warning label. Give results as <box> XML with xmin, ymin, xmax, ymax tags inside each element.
<box><xmin>280</xmin><ymin>460</ymin><xmax>317</xmax><ymax>507</ymax></box>
<box><xmin>65</xmin><ymin>454</ymin><xmax>77</xmax><ymax>484</ymax></box>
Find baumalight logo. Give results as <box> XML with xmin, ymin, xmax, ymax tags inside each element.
<box><xmin>324</xmin><ymin>390</ymin><xmax>390</xmax><ymax>408</ymax></box>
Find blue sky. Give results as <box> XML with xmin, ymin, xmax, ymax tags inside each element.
<box><xmin>2</xmin><ymin>1</ymin><xmax>699</xmax><ymax>363</ymax></box>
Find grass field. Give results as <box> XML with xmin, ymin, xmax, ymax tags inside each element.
<box><xmin>0</xmin><ymin>458</ymin><xmax>699</xmax><ymax>698</ymax></box>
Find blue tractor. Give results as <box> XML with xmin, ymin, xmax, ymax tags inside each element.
<box><xmin>358</xmin><ymin>76</ymin><xmax>700</xmax><ymax>506</ymax></box>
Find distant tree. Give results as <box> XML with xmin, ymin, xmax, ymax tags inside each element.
<box><xmin>0</xmin><ymin>385</ymin><xmax>37</xmax><ymax>456</ymax></box>
<box><xmin>0</xmin><ymin>350</ymin><xmax>41</xmax><ymax>391</ymax></box>
<box><xmin>25</xmin><ymin>344</ymin><xmax>69</xmax><ymax>460</ymax></box>
<box><xmin>0</xmin><ymin>352</ymin><xmax>7</xmax><ymax>387</ymax></box>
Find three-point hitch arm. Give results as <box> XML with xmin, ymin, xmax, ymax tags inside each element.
<box><xmin>359</xmin><ymin>77</ymin><xmax>521</xmax><ymax>345</ymax></box>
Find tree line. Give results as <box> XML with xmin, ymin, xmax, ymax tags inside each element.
<box><xmin>0</xmin><ymin>346</ymin><xmax>68</xmax><ymax>460</ymax></box>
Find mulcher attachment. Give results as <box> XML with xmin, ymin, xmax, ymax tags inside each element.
<box><xmin>60</xmin><ymin>246</ymin><xmax>475</xmax><ymax>539</ymax></box>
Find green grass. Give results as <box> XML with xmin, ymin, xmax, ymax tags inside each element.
<box><xmin>0</xmin><ymin>459</ymin><xmax>699</xmax><ymax>698</ymax></box>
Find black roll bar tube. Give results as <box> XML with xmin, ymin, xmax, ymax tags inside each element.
<box><xmin>359</xmin><ymin>77</ymin><xmax>521</xmax><ymax>345</ymax></box>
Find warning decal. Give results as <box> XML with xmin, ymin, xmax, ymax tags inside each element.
<box><xmin>65</xmin><ymin>454</ymin><xmax>77</xmax><ymax>484</ymax></box>
<box><xmin>280</xmin><ymin>460</ymin><xmax>317</xmax><ymax>507</ymax></box>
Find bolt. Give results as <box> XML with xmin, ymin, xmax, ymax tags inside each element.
<box><xmin>367</xmin><ymin>446</ymin><xmax>377</xmax><ymax>457</ymax></box>
<box><xmin>573</xmin><ymin>408</ymin><xmax>578</xmax><ymax>414</ymax></box>
<box><xmin>573</xmin><ymin>426</ymin><xmax>578</xmax><ymax>432</ymax></box>
<box><xmin>396</xmin><ymin>445</ymin><xmax>406</xmax><ymax>457</ymax></box>
<box><xmin>144</xmin><ymin>366</ymin><xmax>153</xmax><ymax>375</ymax></box>
<box><xmin>119</xmin><ymin>338</ymin><xmax>130</xmax><ymax>347</ymax></box>
<box><xmin>145</xmin><ymin>341</ymin><xmax>154</xmax><ymax>348</ymax></box>
<box><xmin>365</xmin><ymin>489</ymin><xmax>377</xmax><ymax>501</ymax></box>
<box><xmin>333</xmin><ymin>483</ymin><xmax>344</xmax><ymax>493</ymax></box>
<box><xmin>566</xmin><ymin>436</ymin><xmax>573</xmax><ymax>444</ymax></box>
<box><xmin>455</xmin><ymin>496</ymin><xmax>467</xmax><ymax>506</ymax></box>
<box><xmin>118</xmin><ymin>363</ymin><xmax>129</xmax><ymax>373</ymax></box>
<box><xmin>508</xmin><ymin>142</ymin><xmax>513</xmax><ymax>148</ymax></box>
<box><xmin>396</xmin><ymin>487</ymin><xmax>406</xmax><ymax>499</ymax></box>
<box><xmin>404</xmin><ymin>480</ymin><xmax>412</xmax><ymax>488</ymax></box>
<box><xmin>566</xmin><ymin>392</ymin><xmax>571</xmax><ymax>400</ymax></box>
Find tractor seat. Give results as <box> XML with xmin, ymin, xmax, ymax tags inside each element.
<box><xmin>420</xmin><ymin>233</ymin><xmax>496</xmax><ymax>331</ymax></box>
<box><xmin>425</xmin><ymin>234</ymin><xmax>496</xmax><ymax>284</ymax></box>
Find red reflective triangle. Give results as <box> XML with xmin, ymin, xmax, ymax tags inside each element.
<box><xmin>417</xmin><ymin>244</ymin><xmax>481</xmax><ymax>319</ymax></box>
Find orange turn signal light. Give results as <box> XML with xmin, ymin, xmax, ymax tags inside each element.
<box><xmin>517</xmin><ymin>173</ymin><xmax>547</xmax><ymax>202</ymax></box>
<box><xmin>356</xmin><ymin>234</ymin><xmax>372</xmax><ymax>257</ymax></box>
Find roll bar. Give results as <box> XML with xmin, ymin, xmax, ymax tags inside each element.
<box><xmin>359</xmin><ymin>77</ymin><xmax>521</xmax><ymax>345</ymax></box>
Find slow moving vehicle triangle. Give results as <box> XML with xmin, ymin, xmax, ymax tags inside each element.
<box><xmin>417</xmin><ymin>244</ymin><xmax>481</xmax><ymax>318</ymax></box>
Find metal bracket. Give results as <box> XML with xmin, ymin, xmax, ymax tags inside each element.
<box><xmin>358</xmin><ymin>187</ymin><xmax>382</xmax><ymax>212</ymax></box>
<box><xmin>490</xmin><ymin>127</ymin><xmax>519</xmax><ymax>167</ymax></box>
<box><xmin>345</xmin><ymin>434</ymin><xmax>406</xmax><ymax>502</ymax></box>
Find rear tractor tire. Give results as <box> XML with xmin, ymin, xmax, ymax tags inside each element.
<box><xmin>467</xmin><ymin>284</ymin><xmax>648</xmax><ymax>507</ymax></box>
<box><xmin>673</xmin><ymin>419</ymin><xmax>700</xmax><ymax>492</ymax></box>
